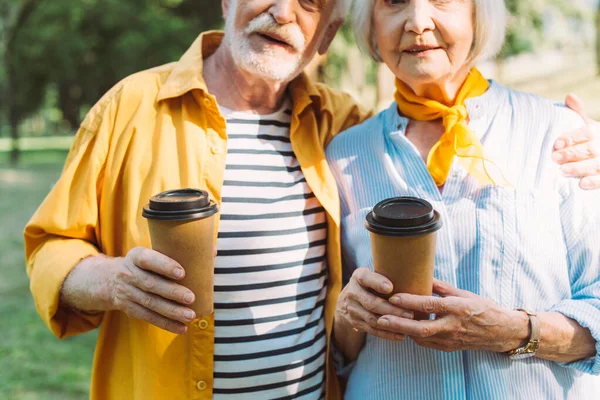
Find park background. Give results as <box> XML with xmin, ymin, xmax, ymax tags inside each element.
<box><xmin>1</xmin><ymin>1</ymin><xmax>599</xmax><ymax>398</ymax></box>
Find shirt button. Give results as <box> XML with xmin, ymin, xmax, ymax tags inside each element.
<box><xmin>196</xmin><ymin>380</ymin><xmax>207</xmax><ymax>391</ymax></box>
<box><xmin>197</xmin><ymin>319</ymin><xmax>209</xmax><ymax>330</ymax></box>
<box><xmin>210</xmin><ymin>145</ymin><xmax>220</xmax><ymax>155</ymax></box>
<box><xmin>203</xmin><ymin>97</ymin><xmax>211</xmax><ymax>106</ymax></box>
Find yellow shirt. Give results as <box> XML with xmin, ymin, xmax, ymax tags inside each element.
<box><xmin>24</xmin><ymin>31</ymin><xmax>371</xmax><ymax>400</ymax></box>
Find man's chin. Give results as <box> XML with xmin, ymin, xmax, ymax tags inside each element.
<box><xmin>239</xmin><ymin>57</ymin><xmax>301</xmax><ymax>82</ymax></box>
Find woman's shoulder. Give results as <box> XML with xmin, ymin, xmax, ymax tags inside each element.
<box><xmin>326</xmin><ymin>104</ymin><xmax>396</xmax><ymax>161</ymax></box>
<box><xmin>489</xmin><ymin>81</ymin><xmax>585</xmax><ymax>133</ymax></box>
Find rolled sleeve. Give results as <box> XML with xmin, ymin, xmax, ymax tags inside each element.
<box><xmin>28</xmin><ymin>238</ymin><xmax>102</xmax><ymax>338</ymax></box>
<box><xmin>550</xmin><ymin>299</ymin><xmax>600</xmax><ymax>375</ymax></box>
<box><xmin>24</xmin><ymin>95</ymin><xmax>113</xmax><ymax>339</ymax></box>
<box><xmin>554</xmin><ymin>171</ymin><xmax>600</xmax><ymax>374</ymax></box>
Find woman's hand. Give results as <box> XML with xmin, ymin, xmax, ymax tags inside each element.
<box><xmin>553</xmin><ymin>94</ymin><xmax>600</xmax><ymax>190</ymax></box>
<box><xmin>336</xmin><ymin>268</ymin><xmax>414</xmax><ymax>342</ymax></box>
<box><xmin>375</xmin><ymin>279</ymin><xmax>529</xmax><ymax>353</ymax></box>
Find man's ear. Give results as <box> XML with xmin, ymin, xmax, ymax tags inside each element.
<box><xmin>318</xmin><ymin>19</ymin><xmax>344</xmax><ymax>55</ymax></box>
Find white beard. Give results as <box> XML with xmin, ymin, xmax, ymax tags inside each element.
<box><xmin>224</xmin><ymin>5</ymin><xmax>306</xmax><ymax>82</ymax></box>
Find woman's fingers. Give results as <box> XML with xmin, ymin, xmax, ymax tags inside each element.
<box><xmin>377</xmin><ymin>314</ymin><xmax>447</xmax><ymax>338</ymax></box>
<box><xmin>352</xmin><ymin>268</ymin><xmax>393</xmax><ymax>295</ymax></box>
<box><xmin>351</xmin><ymin>312</ymin><xmax>406</xmax><ymax>342</ymax></box>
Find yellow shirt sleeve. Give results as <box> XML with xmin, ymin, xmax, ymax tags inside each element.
<box><xmin>24</xmin><ymin>96</ymin><xmax>115</xmax><ymax>339</ymax></box>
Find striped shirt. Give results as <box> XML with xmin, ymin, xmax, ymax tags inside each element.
<box><xmin>212</xmin><ymin>100</ymin><xmax>327</xmax><ymax>399</ymax></box>
<box><xmin>325</xmin><ymin>81</ymin><xmax>600</xmax><ymax>400</ymax></box>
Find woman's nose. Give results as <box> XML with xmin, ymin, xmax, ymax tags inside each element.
<box><xmin>404</xmin><ymin>0</ymin><xmax>435</xmax><ymax>34</ymax></box>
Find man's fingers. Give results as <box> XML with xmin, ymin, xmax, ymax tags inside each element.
<box><xmin>377</xmin><ymin>314</ymin><xmax>446</xmax><ymax>338</ymax></box>
<box><xmin>553</xmin><ymin>140</ymin><xmax>599</xmax><ymax>165</ymax></box>
<box><xmin>128</xmin><ymin>247</ymin><xmax>184</xmax><ymax>280</ymax></box>
<box><xmin>352</xmin><ymin>268</ymin><xmax>393</xmax><ymax>295</ymax></box>
<box><xmin>121</xmin><ymin>301</ymin><xmax>188</xmax><ymax>334</ymax></box>
<box><xmin>553</xmin><ymin>127</ymin><xmax>595</xmax><ymax>152</ymax></box>
<box><xmin>560</xmin><ymin>158</ymin><xmax>600</xmax><ymax>178</ymax></box>
<box><xmin>580</xmin><ymin>175</ymin><xmax>600</xmax><ymax>190</ymax></box>
<box><xmin>129</xmin><ymin>268</ymin><xmax>195</xmax><ymax>306</ymax></box>
<box><xmin>122</xmin><ymin>285</ymin><xmax>196</xmax><ymax>324</ymax></box>
<box><xmin>565</xmin><ymin>93</ymin><xmax>591</xmax><ymax>123</ymax></box>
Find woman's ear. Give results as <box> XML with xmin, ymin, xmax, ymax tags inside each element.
<box><xmin>222</xmin><ymin>0</ymin><xmax>230</xmax><ymax>19</ymax></box>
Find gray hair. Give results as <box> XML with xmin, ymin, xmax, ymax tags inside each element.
<box><xmin>353</xmin><ymin>0</ymin><xmax>507</xmax><ymax>65</ymax></box>
<box><xmin>333</xmin><ymin>0</ymin><xmax>352</xmax><ymax>20</ymax></box>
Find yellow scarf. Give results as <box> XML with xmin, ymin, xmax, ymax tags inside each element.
<box><xmin>394</xmin><ymin>68</ymin><xmax>508</xmax><ymax>187</ymax></box>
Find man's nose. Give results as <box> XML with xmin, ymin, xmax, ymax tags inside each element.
<box><xmin>269</xmin><ymin>0</ymin><xmax>297</xmax><ymax>25</ymax></box>
<box><xmin>405</xmin><ymin>0</ymin><xmax>435</xmax><ymax>34</ymax></box>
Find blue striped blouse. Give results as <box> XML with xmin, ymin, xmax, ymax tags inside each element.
<box><xmin>325</xmin><ymin>81</ymin><xmax>600</xmax><ymax>399</ymax></box>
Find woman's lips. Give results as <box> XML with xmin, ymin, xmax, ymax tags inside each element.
<box><xmin>403</xmin><ymin>46</ymin><xmax>442</xmax><ymax>56</ymax></box>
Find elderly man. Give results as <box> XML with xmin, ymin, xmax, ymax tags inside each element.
<box><xmin>23</xmin><ymin>0</ymin><xmax>600</xmax><ymax>399</ymax></box>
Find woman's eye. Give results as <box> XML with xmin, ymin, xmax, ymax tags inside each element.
<box><xmin>386</xmin><ymin>0</ymin><xmax>410</xmax><ymax>5</ymax></box>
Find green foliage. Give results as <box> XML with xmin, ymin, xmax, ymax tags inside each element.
<box><xmin>2</xmin><ymin>0</ymin><xmax>223</xmax><ymax>130</ymax></box>
<box><xmin>500</xmin><ymin>0</ymin><xmax>586</xmax><ymax>59</ymax></box>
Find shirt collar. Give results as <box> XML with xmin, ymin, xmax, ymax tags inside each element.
<box><xmin>157</xmin><ymin>30</ymin><xmax>324</xmax><ymax>116</ymax></box>
<box><xmin>156</xmin><ymin>31</ymin><xmax>222</xmax><ymax>102</ymax></box>
<box><xmin>386</xmin><ymin>79</ymin><xmax>507</xmax><ymax>139</ymax></box>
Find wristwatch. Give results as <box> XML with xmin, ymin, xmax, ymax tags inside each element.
<box><xmin>507</xmin><ymin>308</ymin><xmax>540</xmax><ymax>360</ymax></box>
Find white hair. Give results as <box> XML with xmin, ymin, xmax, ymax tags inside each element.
<box><xmin>333</xmin><ymin>0</ymin><xmax>352</xmax><ymax>20</ymax></box>
<box><xmin>352</xmin><ymin>0</ymin><xmax>507</xmax><ymax>65</ymax></box>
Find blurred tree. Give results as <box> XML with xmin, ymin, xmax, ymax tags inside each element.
<box><xmin>12</xmin><ymin>0</ymin><xmax>222</xmax><ymax>129</ymax></box>
<box><xmin>501</xmin><ymin>0</ymin><xmax>585</xmax><ymax>59</ymax></box>
<box><xmin>1</xmin><ymin>0</ymin><xmax>41</xmax><ymax>165</ymax></box>
<box><xmin>2</xmin><ymin>0</ymin><xmax>222</xmax><ymax>164</ymax></box>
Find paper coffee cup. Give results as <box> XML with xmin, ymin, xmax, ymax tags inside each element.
<box><xmin>143</xmin><ymin>189</ymin><xmax>218</xmax><ymax>318</ymax></box>
<box><xmin>365</xmin><ymin>197</ymin><xmax>442</xmax><ymax>320</ymax></box>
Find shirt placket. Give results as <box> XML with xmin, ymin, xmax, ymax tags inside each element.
<box><xmin>191</xmin><ymin>93</ymin><xmax>227</xmax><ymax>400</ymax></box>
<box><xmin>190</xmin><ymin>315</ymin><xmax>215</xmax><ymax>399</ymax></box>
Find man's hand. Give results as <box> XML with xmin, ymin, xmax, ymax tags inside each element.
<box><xmin>375</xmin><ymin>279</ymin><xmax>529</xmax><ymax>353</ymax></box>
<box><xmin>552</xmin><ymin>94</ymin><xmax>600</xmax><ymax>190</ymax></box>
<box><xmin>61</xmin><ymin>247</ymin><xmax>197</xmax><ymax>334</ymax></box>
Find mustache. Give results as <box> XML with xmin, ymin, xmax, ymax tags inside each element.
<box><xmin>245</xmin><ymin>13</ymin><xmax>306</xmax><ymax>51</ymax></box>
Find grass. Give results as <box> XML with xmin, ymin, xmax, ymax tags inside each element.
<box><xmin>0</xmin><ymin>152</ymin><xmax>97</xmax><ymax>400</ymax></box>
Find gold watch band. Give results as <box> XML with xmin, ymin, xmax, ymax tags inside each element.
<box><xmin>508</xmin><ymin>308</ymin><xmax>540</xmax><ymax>360</ymax></box>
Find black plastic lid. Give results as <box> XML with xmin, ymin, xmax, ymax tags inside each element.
<box><xmin>142</xmin><ymin>189</ymin><xmax>219</xmax><ymax>221</ymax></box>
<box><xmin>365</xmin><ymin>197</ymin><xmax>442</xmax><ymax>237</ymax></box>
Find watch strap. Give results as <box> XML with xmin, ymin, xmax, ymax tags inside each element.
<box><xmin>508</xmin><ymin>308</ymin><xmax>540</xmax><ymax>360</ymax></box>
<box><xmin>517</xmin><ymin>308</ymin><xmax>540</xmax><ymax>343</ymax></box>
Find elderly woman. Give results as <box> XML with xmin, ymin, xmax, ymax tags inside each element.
<box><xmin>327</xmin><ymin>1</ymin><xmax>600</xmax><ymax>399</ymax></box>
